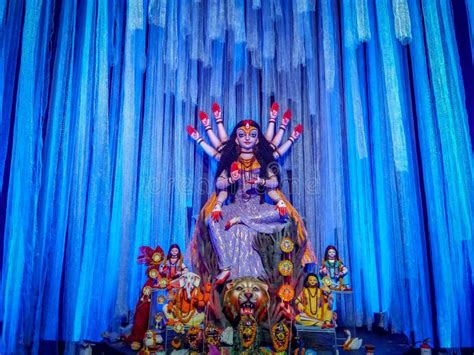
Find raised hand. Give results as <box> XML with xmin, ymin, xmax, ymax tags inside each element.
<box><xmin>272</xmin><ymin>109</ymin><xmax>292</xmax><ymax>147</ymax></box>
<box><xmin>199</xmin><ymin>111</ymin><xmax>210</xmax><ymax>127</ymax></box>
<box><xmin>281</xmin><ymin>109</ymin><xmax>292</xmax><ymax>126</ymax></box>
<box><xmin>273</xmin><ymin>124</ymin><xmax>303</xmax><ymax>159</ymax></box>
<box><xmin>276</xmin><ymin>199</ymin><xmax>288</xmax><ymax>217</ymax></box>
<box><xmin>212</xmin><ymin>102</ymin><xmax>229</xmax><ymax>143</ymax></box>
<box><xmin>212</xmin><ymin>102</ymin><xmax>222</xmax><ymax>121</ymax></box>
<box><xmin>265</xmin><ymin>102</ymin><xmax>280</xmax><ymax>141</ymax></box>
<box><xmin>186</xmin><ymin>125</ymin><xmax>221</xmax><ymax>160</ymax></box>
<box><xmin>291</xmin><ymin>124</ymin><xmax>303</xmax><ymax>141</ymax></box>
<box><xmin>186</xmin><ymin>125</ymin><xmax>202</xmax><ymax>141</ymax></box>
<box><xmin>225</xmin><ymin>217</ymin><xmax>241</xmax><ymax>230</ymax></box>
<box><xmin>270</xmin><ymin>102</ymin><xmax>279</xmax><ymax>119</ymax></box>
<box><xmin>188</xmin><ymin>103</ymin><xmax>304</xmax><ymax>162</ymax></box>
<box><xmin>211</xmin><ymin>204</ymin><xmax>223</xmax><ymax>222</ymax></box>
<box><xmin>199</xmin><ymin>111</ymin><xmax>223</xmax><ymax>150</ymax></box>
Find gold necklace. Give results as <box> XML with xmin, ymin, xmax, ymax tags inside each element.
<box><xmin>307</xmin><ymin>288</ymin><xmax>318</xmax><ymax>316</ymax></box>
<box><xmin>238</xmin><ymin>155</ymin><xmax>256</xmax><ymax>171</ymax></box>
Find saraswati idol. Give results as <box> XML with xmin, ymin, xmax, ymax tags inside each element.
<box><xmin>187</xmin><ymin>103</ymin><xmax>315</xmax><ymax>282</ymax></box>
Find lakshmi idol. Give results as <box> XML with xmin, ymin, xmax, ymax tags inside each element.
<box><xmin>187</xmin><ymin>103</ymin><xmax>314</xmax><ymax>282</ymax></box>
<box><xmin>159</xmin><ymin>244</ymin><xmax>188</xmax><ymax>280</ymax></box>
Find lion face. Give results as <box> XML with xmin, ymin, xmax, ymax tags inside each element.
<box><xmin>223</xmin><ymin>277</ymin><xmax>269</xmax><ymax>324</ymax></box>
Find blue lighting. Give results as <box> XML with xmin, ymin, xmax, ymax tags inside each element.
<box><xmin>0</xmin><ymin>0</ymin><xmax>473</xmax><ymax>352</ymax></box>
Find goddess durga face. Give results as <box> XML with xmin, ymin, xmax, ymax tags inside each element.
<box><xmin>235</xmin><ymin>123</ymin><xmax>259</xmax><ymax>150</ymax></box>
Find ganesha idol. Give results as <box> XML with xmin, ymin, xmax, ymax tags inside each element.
<box><xmin>187</xmin><ymin>102</ymin><xmax>316</xmax><ymax>282</ymax></box>
<box><xmin>164</xmin><ymin>272</ymin><xmax>211</xmax><ymax>327</ymax></box>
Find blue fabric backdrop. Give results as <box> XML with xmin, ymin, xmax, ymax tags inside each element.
<box><xmin>0</xmin><ymin>0</ymin><xmax>473</xmax><ymax>352</ymax></box>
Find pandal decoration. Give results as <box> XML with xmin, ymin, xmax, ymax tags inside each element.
<box><xmin>171</xmin><ymin>336</ymin><xmax>183</xmax><ymax>350</ymax></box>
<box><xmin>186</xmin><ymin>326</ymin><xmax>203</xmax><ymax>351</ymax></box>
<box><xmin>238</xmin><ymin>315</ymin><xmax>258</xmax><ymax>349</ymax></box>
<box><xmin>148</xmin><ymin>268</ymin><xmax>158</xmax><ymax>279</ymax></box>
<box><xmin>271</xmin><ymin>322</ymin><xmax>290</xmax><ymax>352</ymax></box>
<box><xmin>127</xmin><ymin>245</ymin><xmax>166</xmax><ymax>348</ymax></box>
<box><xmin>142</xmin><ymin>329</ymin><xmax>163</xmax><ymax>351</ymax></box>
<box><xmin>140</xmin><ymin>286</ymin><xmax>152</xmax><ymax>302</ymax></box>
<box><xmin>173</xmin><ymin>322</ymin><xmax>185</xmax><ymax>334</ymax></box>
<box><xmin>158</xmin><ymin>278</ymin><xmax>168</xmax><ymax>288</ymax></box>
<box><xmin>280</xmin><ymin>237</ymin><xmax>295</xmax><ymax>253</ymax></box>
<box><xmin>204</xmin><ymin>323</ymin><xmax>222</xmax><ymax>348</ymax></box>
<box><xmin>152</xmin><ymin>252</ymin><xmax>162</xmax><ymax>263</ymax></box>
<box><xmin>278</xmin><ymin>260</ymin><xmax>294</xmax><ymax>276</ymax></box>
<box><xmin>278</xmin><ymin>284</ymin><xmax>295</xmax><ymax>302</ymax></box>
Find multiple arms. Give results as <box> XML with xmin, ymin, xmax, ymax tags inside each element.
<box><xmin>187</xmin><ymin>102</ymin><xmax>303</xmax><ymax>218</ymax></box>
<box><xmin>199</xmin><ymin>111</ymin><xmax>223</xmax><ymax>152</ymax></box>
<box><xmin>186</xmin><ymin>102</ymin><xmax>303</xmax><ymax>162</ymax></box>
<box><xmin>212</xmin><ymin>163</ymin><xmax>240</xmax><ymax>221</ymax></box>
<box><xmin>186</xmin><ymin>125</ymin><xmax>221</xmax><ymax>160</ymax></box>
<box><xmin>271</xmin><ymin>109</ymin><xmax>292</xmax><ymax>147</ymax></box>
<box><xmin>212</xmin><ymin>171</ymin><xmax>230</xmax><ymax>221</ymax></box>
<box><xmin>273</xmin><ymin>124</ymin><xmax>303</xmax><ymax>159</ymax></box>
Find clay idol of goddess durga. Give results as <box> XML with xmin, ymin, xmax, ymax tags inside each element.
<box><xmin>187</xmin><ymin>103</ymin><xmax>315</xmax><ymax>284</ymax></box>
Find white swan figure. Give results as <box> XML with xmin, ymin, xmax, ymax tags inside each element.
<box><xmin>342</xmin><ymin>329</ymin><xmax>363</xmax><ymax>350</ymax></box>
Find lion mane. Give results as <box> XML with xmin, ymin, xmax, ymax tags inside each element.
<box><xmin>223</xmin><ymin>277</ymin><xmax>270</xmax><ymax>324</ymax></box>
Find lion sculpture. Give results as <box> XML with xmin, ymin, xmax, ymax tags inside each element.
<box><xmin>223</xmin><ymin>277</ymin><xmax>270</xmax><ymax>324</ymax></box>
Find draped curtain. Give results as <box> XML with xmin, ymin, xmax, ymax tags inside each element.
<box><xmin>0</xmin><ymin>0</ymin><xmax>473</xmax><ymax>352</ymax></box>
